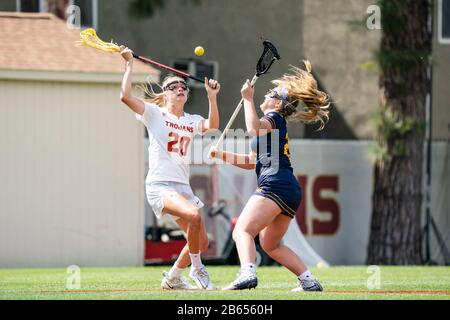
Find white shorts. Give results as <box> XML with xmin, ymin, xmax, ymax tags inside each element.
<box><xmin>145</xmin><ymin>181</ymin><xmax>204</xmax><ymax>220</ymax></box>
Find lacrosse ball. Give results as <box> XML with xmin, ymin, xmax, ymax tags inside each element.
<box><xmin>194</xmin><ymin>46</ymin><xmax>205</xmax><ymax>56</ymax></box>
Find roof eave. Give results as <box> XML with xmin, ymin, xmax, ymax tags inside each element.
<box><xmin>0</xmin><ymin>69</ymin><xmax>159</xmax><ymax>84</ymax></box>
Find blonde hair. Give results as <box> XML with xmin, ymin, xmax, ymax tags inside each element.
<box><xmin>272</xmin><ymin>60</ymin><xmax>330</xmax><ymax>130</ymax></box>
<box><xmin>138</xmin><ymin>75</ymin><xmax>187</xmax><ymax>106</ymax></box>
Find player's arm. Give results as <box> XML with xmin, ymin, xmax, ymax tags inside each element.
<box><xmin>209</xmin><ymin>148</ymin><xmax>256</xmax><ymax>170</ymax></box>
<box><xmin>119</xmin><ymin>46</ymin><xmax>145</xmax><ymax>115</ymax></box>
<box><xmin>201</xmin><ymin>78</ymin><xmax>220</xmax><ymax>132</ymax></box>
<box><xmin>241</xmin><ymin>80</ymin><xmax>272</xmax><ymax>136</ymax></box>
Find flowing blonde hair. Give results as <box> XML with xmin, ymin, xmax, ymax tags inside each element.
<box><xmin>272</xmin><ymin>60</ymin><xmax>330</xmax><ymax>130</ymax></box>
<box><xmin>138</xmin><ymin>75</ymin><xmax>187</xmax><ymax>106</ymax></box>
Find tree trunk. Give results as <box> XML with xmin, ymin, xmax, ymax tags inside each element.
<box><xmin>367</xmin><ymin>0</ymin><xmax>431</xmax><ymax>265</ymax></box>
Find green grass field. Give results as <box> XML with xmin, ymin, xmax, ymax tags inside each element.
<box><xmin>0</xmin><ymin>266</ymin><xmax>449</xmax><ymax>300</ymax></box>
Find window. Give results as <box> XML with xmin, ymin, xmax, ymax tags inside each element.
<box><xmin>172</xmin><ymin>59</ymin><xmax>219</xmax><ymax>88</ymax></box>
<box><xmin>439</xmin><ymin>0</ymin><xmax>450</xmax><ymax>44</ymax></box>
<box><xmin>16</xmin><ymin>0</ymin><xmax>43</xmax><ymax>12</ymax></box>
<box><xmin>71</xmin><ymin>0</ymin><xmax>98</xmax><ymax>29</ymax></box>
<box><xmin>16</xmin><ymin>0</ymin><xmax>97</xmax><ymax>29</ymax></box>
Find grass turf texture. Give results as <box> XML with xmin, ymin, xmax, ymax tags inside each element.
<box><xmin>0</xmin><ymin>266</ymin><xmax>449</xmax><ymax>300</ymax></box>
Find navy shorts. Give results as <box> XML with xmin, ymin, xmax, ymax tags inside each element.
<box><xmin>254</xmin><ymin>173</ymin><xmax>302</xmax><ymax>219</ymax></box>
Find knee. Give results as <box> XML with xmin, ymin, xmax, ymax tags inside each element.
<box><xmin>187</xmin><ymin>208</ymin><xmax>202</xmax><ymax>226</ymax></box>
<box><xmin>233</xmin><ymin>225</ymin><xmax>258</xmax><ymax>241</ymax></box>
<box><xmin>232</xmin><ymin>225</ymin><xmax>256</xmax><ymax>241</ymax></box>
<box><xmin>232</xmin><ymin>228</ymin><xmax>239</xmax><ymax>242</ymax></box>
<box><xmin>232</xmin><ymin>226</ymin><xmax>247</xmax><ymax>242</ymax></box>
<box><xmin>260</xmin><ymin>236</ymin><xmax>278</xmax><ymax>254</ymax></box>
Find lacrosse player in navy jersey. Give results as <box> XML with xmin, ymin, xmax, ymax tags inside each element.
<box><xmin>210</xmin><ymin>61</ymin><xmax>329</xmax><ymax>291</ymax></box>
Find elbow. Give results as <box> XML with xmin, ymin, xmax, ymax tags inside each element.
<box><xmin>238</xmin><ymin>164</ymin><xmax>256</xmax><ymax>170</ymax></box>
<box><xmin>206</xmin><ymin>119</ymin><xmax>219</xmax><ymax>131</ymax></box>
<box><xmin>244</xmin><ymin>157</ymin><xmax>256</xmax><ymax>170</ymax></box>
<box><xmin>247</xmin><ymin>128</ymin><xmax>258</xmax><ymax>137</ymax></box>
<box><xmin>246</xmin><ymin>123</ymin><xmax>261</xmax><ymax>137</ymax></box>
<box><xmin>210</xmin><ymin>121</ymin><xmax>220</xmax><ymax>130</ymax></box>
<box><xmin>120</xmin><ymin>93</ymin><xmax>130</xmax><ymax>104</ymax></box>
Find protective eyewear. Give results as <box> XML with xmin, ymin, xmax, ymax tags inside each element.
<box><xmin>164</xmin><ymin>81</ymin><xmax>189</xmax><ymax>92</ymax></box>
<box><xmin>268</xmin><ymin>89</ymin><xmax>288</xmax><ymax>102</ymax></box>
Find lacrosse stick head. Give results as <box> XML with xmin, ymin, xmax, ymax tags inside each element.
<box><xmin>255</xmin><ymin>40</ymin><xmax>281</xmax><ymax>76</ymax></box>
<box><xmin>79</xmin><ymin>28</ymin><xmax>121</xmax><ymax>53</ymax></box>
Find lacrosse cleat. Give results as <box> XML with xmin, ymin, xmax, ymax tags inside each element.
<box><xmin>222</xmin><ymin>269</ymin><xmax>258</xmax><ymax>290</ymax></box>
<box><xmin>161</xmin><ymin>271</ymin><xmax>196</xmax><ymax>290</ymax></box>
<box><xmin>189</xmin><ymin>266</ymin><xmax>216</xmax><ymax>290</ymax></box>
<box><xmin>292</xmin><ymin>278</ymin><xmax>323</xmax><ymax>292</ymax></box>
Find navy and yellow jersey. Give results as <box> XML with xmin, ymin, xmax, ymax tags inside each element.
<box><xmin>250</xmin><ymin>112</ymin><xmax>301</xmax><ymax>218</ymax></box>
<box><xmin>250</xmin><ymin>112</ymin><xmax>293</xmax><ymax>177</ymax></box>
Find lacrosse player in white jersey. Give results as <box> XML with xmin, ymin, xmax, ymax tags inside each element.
<box><xmin>120</xmin><ymin>46</ymin><xmax>220</xmax><ymax>290</ymax></box>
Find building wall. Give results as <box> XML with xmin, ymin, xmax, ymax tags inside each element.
<box><xmin>0</xmin><ymin>0</ymin><xmax>16</xmax><ymax>11</ymax></box>
<box><xmin>99</xmin><ymin>0</ymin><xmax>306</xmax><ymax>138</ymax></box>
<box><xmin>303</xmin><ymin>0</ymin><xmax>381</xmax><ymax>139</ymax></box>
<box><xmin>433</xmin><ymin>1</ymin><xmax>450</xmax><ymax>141</ymax></box>
<box><xmin>98</xmin><ymin>0</ymin><xmax>382</xmax><ymax>140</ymax></box>
<box><xmin>0</xmin><ymin>78</ymin><xmax>145</xmax><ymax>268</ymax></box>
<box><xmin>2</xmin><ymin>1</ymin><xmax>447</xmax><ymax>140</ymax></box>
<box><xmin>430</xmin><ymin>142</ymin><xmax>450</xmax><ymax>265</ymax></box>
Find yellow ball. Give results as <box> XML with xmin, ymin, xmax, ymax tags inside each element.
<box><xmin>194</xmin><ymin>46</ymin><xmax>205</xmax><ymax>56</ymax></box>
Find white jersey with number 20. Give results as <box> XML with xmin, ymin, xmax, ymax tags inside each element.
<box><xmin>136</xmin><ymin>103</ymin><xmax>204</xmax><ymax>185</ymax></box>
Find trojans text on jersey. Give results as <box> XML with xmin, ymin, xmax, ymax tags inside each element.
<box><xmin>165</xmin><ymin>121</ymin><xmax>194</xmax><ymax>133</ymax></box>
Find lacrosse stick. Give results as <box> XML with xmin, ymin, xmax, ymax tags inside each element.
<box><xmin>79</xmin><ymin>28</ymin><xmax>204</xmax><ymax>83</ymax></box>
<box><xmin>213</xmin><ymin>40</ymin><xmax>280</xmax><ymax>149</ymax></box>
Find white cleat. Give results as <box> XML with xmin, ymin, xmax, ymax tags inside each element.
<box><xmin>222</xmin><ymin>269</ymin><xmax>258</xmax><ymax>291</ymax></box>
<box><xmin>161</xmin><ymin>271</ymin><xmax>196</xmax><ymax>290</ymax></box>
<box><xmin>291</xmin><ymin>286</ymin><xmax>304</xmax><ymax>292</ymax></box>
<box><xmin>292</xmin><ymin>278</ymin><xmax>323</xmax><ymax>292</ymax></box>
<box><xmin>189</xmin><ymin>266</ymin><xmax>216</xmax><ymax>290</ymax></box>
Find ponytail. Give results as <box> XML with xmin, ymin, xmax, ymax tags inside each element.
<box><xmin>138</xmin><ymin>82</ymin><xmax>165</xmax><ymax>106</ymax></box>
<box><xmin>273</xmin><ymin>60</ymin><xmax>330</xmax><ymax>130</ymax></box>
<box><xmin>138</xmin><ymin>75</ymin><xmax>187</xmax><ymax>107</ymax></box>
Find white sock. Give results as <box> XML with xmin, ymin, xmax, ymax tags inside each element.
<box><xmin>299</xmin><ymin>270</ymin><xmax>315</xmax><ymax>281</ymax></box>
<box><xmin>167</xmin><ymin>265</ymin><xmax>184</xmax><ymax>279</ymax></box>
<box><xmin>242</xmin><ymin>263</ymin><xmax>256</xmax><ymax>274</ymax></box>
<box><xmin>189</xmin><ymin>253</ymin><xmax>203</xmax><ymax>270</ymax></box>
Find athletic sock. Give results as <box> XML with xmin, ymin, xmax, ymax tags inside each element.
<box><xmin>299</xmin><ymin>270</ymin><xmax>315</xmax><ymax>281</ymax></box>
<box><xmin>189</xmin><ymin>253</ymin><xmax>203</xmax><ymax>270</ymax></box>
<box><xmin>167</xmin><ymin>265</ymin><xmax>184</xmax><ymax>279</ymax></box>
<box><xmin>242</xmin><ymin>263</ymin><xmax>256</xmax><ymax>275</ymax></box>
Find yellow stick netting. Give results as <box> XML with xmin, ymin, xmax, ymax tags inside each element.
<box><xmin>78</xmin><ymin>28</ymin><xmax>121</xmax><ymax>53</ymax></box>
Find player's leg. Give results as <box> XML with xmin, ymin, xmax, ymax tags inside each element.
<box><xmin>146</xmin><ymin>183</ymin><xmax>209</xmax><ymax>289</ymax></box>
<box><xmin>174</xmin><ymin>218</ymin><xmax>214</xmax><ymax>289</ymax></box>
<box><xmin>222</xmin><ymin>195</ymin><xmax>280</xmax><ymax>290</ymax></box>
<box><xmin>259</xmin><ymin>213</ymin><xmax>307</xmax><ymax>274</ymax></box>
<box><xmin>161</xmin><ymin>216</ymin><xmax>209</xmax><ymax>290</ymax></box>
<box><xmin>163</xmin><ymin>192</ymin><xmax>203</xmax><ymax>254</ymax></box>
<box><xmin>157</xmin><ymin>192</ymin><xmax>201</xmax><ymax>290</ymax></box>
<box><xmin>172</xmin><ymin>218</ymin><xmax>209</xmax><ymax>269</ymax></box>
<box><xmin>233</xmin><ymin>195</ymin><xmax>280</xmax><ymax>264</ymax></box>
<box><xmin>162</xmin><ymin>193</ymin><xmax>215</xmax><ymax>289</ymax></box>
<box><xmin>160</xmin><ymin>217</ymin><xmax>192</xmax><ymax>290</ymax></box>
<box><xmin>259</xmin><ymin>214</ymin><xmax>323</xmax><ymax>292</ymax></box>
